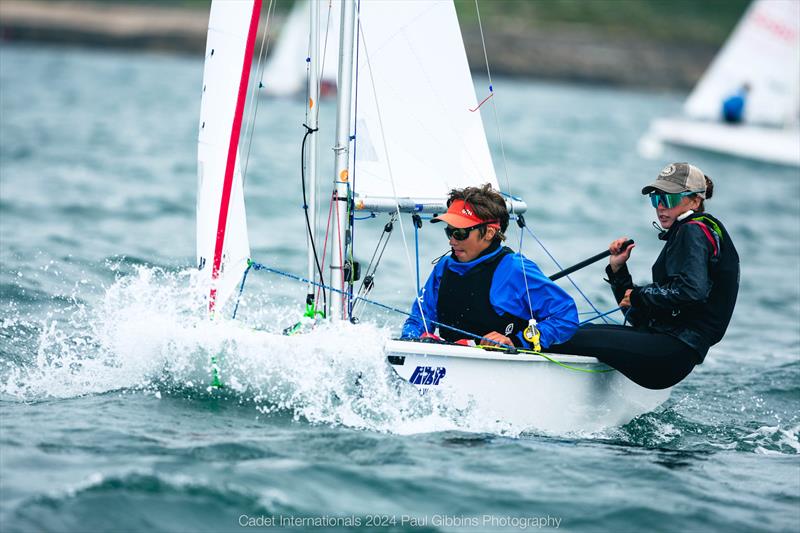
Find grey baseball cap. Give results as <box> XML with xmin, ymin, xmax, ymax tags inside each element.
<box><xmin>642</xmin><ymin>162</ymin><xmax>707</xmax><ymax>198</ymax></box>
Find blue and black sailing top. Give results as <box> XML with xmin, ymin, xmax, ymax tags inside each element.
<box><xmin>401</xmin><ymin>241</ymin><xmax>578</xmax><ymax>349</ymax></box>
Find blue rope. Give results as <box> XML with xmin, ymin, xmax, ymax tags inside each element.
<box><xmin>498</xmin><ymin>190</ymin><xmax>523</xmax><ymax>202</ymax></box>
<box><xmin>579</xmin><ymin>306</ymin><xmax>623</xmax><ymax>326</ymax></box>
<box><xmin>517</xmin><ymin>220</ymin><xmax>535</xmax><ymax>320</ymax></box>
<box><xmin>414</xmin><ymin>219</ymin><xmax>421</xmax><ymax>295</ymax></box>
<box><xmin>353</xmin><ymin>213</ymin><xmax>376</xmax><ymax>220</ymax></box>
<box><xmin>231</xmin><ymin>261</ymin><xmax>255</xmax><ymax>319</ymax></box>
<box><xmin>236</xmin><ymin>260</ymin><xmax>521</xmax><ymax>350</ymax></box>
<box><xmin>522</xmin><ymin>225</ymin><xmax>616</xmax><ymax>325</ymax></box>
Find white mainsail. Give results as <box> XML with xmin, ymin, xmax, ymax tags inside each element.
<box><xmin>261</xmin><ymin>0</ymin><xmax>341</xmax><ymax>97</ymax></box>
<box><xmin>196</xmin><ymin>0</ymin><xmax>259</xmax><ymax>312</ymax></box>
<box><xmin>352</xmin><ymin>0</ymin><xmax>498</xmax><ymax>201</ymax></box>
<box><xmin>684</xmin><ymin>0</ymin><xmax>800</xmax><ymax>126</ymax></box>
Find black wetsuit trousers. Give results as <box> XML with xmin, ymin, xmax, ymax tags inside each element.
<box><xmin>547</xmin><ymin>324</ymin><xmax>699</xmax><ymax>390</ymax></box>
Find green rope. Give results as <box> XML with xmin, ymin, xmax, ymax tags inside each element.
<box><xmin>477</xmin><ymin>345</ymin><xmax>615</xmax><ymax>373</ymax></box>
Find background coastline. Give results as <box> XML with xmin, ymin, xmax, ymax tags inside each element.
<box><xmin>0</xmin><ymin>0</ymin><xmax>745</xmax><ymax>90</ymax></box>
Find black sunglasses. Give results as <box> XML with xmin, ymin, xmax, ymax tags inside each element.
<box><xmin>444</xmin><ymin>224</ymin><xmax>485</xmax><ymax>241</ymax></box>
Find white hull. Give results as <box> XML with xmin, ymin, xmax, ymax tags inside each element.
<box><xmin>641</xmin><ymin>118</ymin><xmax>800</xmax><ymax>168</ymax></box>
<box><xmin>386</xmin><ymin>340</ymin><xmax>670</xmax><ymax>434</ymax></box>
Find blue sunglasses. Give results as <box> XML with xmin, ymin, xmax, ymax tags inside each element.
<box><xmin>649</xmin><ymin>191</ymin><xmax>699</xmax><ymax>209</ymax></box>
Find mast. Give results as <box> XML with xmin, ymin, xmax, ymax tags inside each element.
<box><xmin>330</xmin><ymin>0</ymin><xmax>356</xmax><ymax>320</ymax></box>
<box><xmin>305</xmin><ymin>0</ymin><xmax>320</xmax><ymax>312</ymax></box>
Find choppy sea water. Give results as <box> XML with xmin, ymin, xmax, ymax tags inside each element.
<box><xmin>1</xmin><ymin>44</ymin><xmax>799</xmax><ymax>532</ymax></box>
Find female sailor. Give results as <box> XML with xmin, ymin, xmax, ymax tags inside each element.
<box><xmin>550</xmin><ymin>162</ymin><xmax>740</xmax><ymax>389</ymax></box>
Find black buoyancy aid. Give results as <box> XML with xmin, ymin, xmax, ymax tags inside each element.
<box><xmin>437</xmin><ymin>246</ymin><xmax>529</xmax><ymax>344</ymax></box>
<box><xmin>689</xmin><ymin>213</ymin><xmax>740</xmax><ymax>348</ymax></box>
<box><xmin>653</xmin><ymin>212</ymin><xmax>740</xmax><ymax>358</ymax></box>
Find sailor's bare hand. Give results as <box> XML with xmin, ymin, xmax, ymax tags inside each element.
<box><xmin>619</xmin><ymin>288</ymin><xmax>633</xmax><ymax>308</ymax></box>
<box><xmin>609</xmin><ymin>237</ymin><xmax>635</xmax><ymax>273</ymax></box>
<box><xmin>480</xmin><ymin>331</ymin><xmax>514</xmax><ymax>347</ymax></box>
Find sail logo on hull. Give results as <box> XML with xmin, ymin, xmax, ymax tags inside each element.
<box><xmin>408</xmin><ymin>366</ymin><xmax>446</xmax><ymax>386</ymax></box>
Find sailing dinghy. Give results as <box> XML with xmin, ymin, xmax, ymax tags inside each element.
<box><xmin>196</xmin><ymin>0</ymin><xmax>671</xmax><ymax>433</ymax></box>
<box><xmin>640</xmin><ymin>0</ymin><xmax>800</xmax><ymax>167</ymax></box>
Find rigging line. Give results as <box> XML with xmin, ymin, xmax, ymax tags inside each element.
<box><xmin>498</xmin><ymin>190</ymin><xmax>523</xmax><ymax>202</ymax></box>
<box><xmin>358</xmin><ymin>213</ymin><xmax>396</xmax><ymax>289</ymax></box>
<box><xmin>579</xmin><ymin>307</ymin><xmax>623</xmax><ymax>326</ymax></box>
<box><xmin>346</xmin><ymin>181</ymin><xmax>356</xmax><ymax>317</ymax></box>
<box><xmin>302</xmin><ymin>0</ymin><xmax>325</xmax><ymax>312</ymax></box>
<box><xmin>523</xmin><ymin>224</ymin><xmax>613</xmax><ymax>324</ymax></box>
<box><xmin>300</xmin><ymin>124</ymin><xmax>327</xmax><ymax>312</ymax></box>
<box><xmin>317</xmin><ymin>0</ymin><xmax>334</xmax><ymax>122</ymax></box>
<box><xmin>356</xmin><ymin>15</ymin><xmax>429</xmax><ymax>334</ymax></box>
<box><xmin>244</xmin><ymin>262</ymin><xmax>471</xmax><ymax>342</ymax></box>
<box><xmin>241</xmin><ymin>0</ymin><xmax>276</xmax><ymax>187</ymax></box>
<box><xmin>476</xmin><ymin>345</ymin><xmax>613</xmax><ymax>373</ymax></box>
<box><xmin>348</xmin><ymin>1</ymin><xmax>362</xmax><ymax>319</ymax></box>
<box><xmin>353</xmin><ymin>213</ymin><xmax>397</xmax><ymax>317</ymax></box>
<box><xmin>305</xmin><ymin>1</ymin><xmax>333</xmax><ymax>255</ymax></box>
<box><xmin>241</xmin><ymin>261</ymin><xmax>611</xmax><ymax>373</ymax></box>
<box><xmin>304</xmin><ymin>2</ymin><xmax>323</xmax><ymax>309</ymax></box>
<box><xmin>316</xmin><ymin>192</ymin><xmax>336</xmax><ymax>315</ymax></box>
<box><xmin>334</xmin><ymin>189</ymin><xmax>346</xmax><ymax>317</ymax></box>
<box><xmin>518</xmin><ymin>224</ymin><xmax>535</xmax><ymax>320</ymax></box>
<box><xmin>473</xmin><ymin>0</ymin><xmax>512</xmax><ymax>197</ymax></box>
<box><xmin>231</xmin><ymin>260</ymin><xmax>254</xmax><ymax>320</ymax></box>
<box><xmin>468</xmin><ymin>92</ymin><xmax>493</xmax><ymax>112</ymax></box>
<box><xmin>309</xmin><ymin>0</ymin><xmax>334</xmax><ymax>237</ymax></box>
<box><xmin>413</xmin><ymin>215</ymin><xmax>421</xmax><ymax>296</ymax></box>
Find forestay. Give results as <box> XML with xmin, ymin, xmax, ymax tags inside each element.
<box><xmin>352</xmin><ymin>0</ymin><xmax>498</xmax><ymax>201</ymax></box>
<box><xmin>197</xmin><ymin>0</ymin><xmax>259</xmax><ymax>311</ymax></box>
<box><xmin>684</xmin><ymin>0</ymin><xmax>800</xmax><ymax>126</ymax></box>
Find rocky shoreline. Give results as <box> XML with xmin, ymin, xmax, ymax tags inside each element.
<box><xmin>0</xmin><ymin>1</ymin><xmax>716</xmax><ymax>90</ymax></box>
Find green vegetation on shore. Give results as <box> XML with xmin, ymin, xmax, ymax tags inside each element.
<box><xmin>454</xmin><ymin>0</ymin><xmax>750</xmax><ymax>45</ymax></box>
<box><xmin>92</xmin><ymin>0</ymin><xmax>750</xmax><ymax>46</ymax></box>
<box><xmin>11</xmin><ymin>0</ymin><xmax>752</xmax><ymax>88</ymax></box>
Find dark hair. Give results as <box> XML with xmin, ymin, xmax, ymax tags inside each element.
<box><xmin>447</xmin><ymin>183</ymin><xmax>509</xmax><ymax>241</ymax></box>
<box><xmin>696</xmin><ymin>175</ymin><xmax>714</xmax><ymax>212</ymax></box>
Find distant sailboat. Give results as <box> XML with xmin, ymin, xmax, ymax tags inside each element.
<box><xmin>260</xmin><ymin>0</ymin><xmax>340</xmax><ymax>97</ymax></box>
<box><xmin>640</xmin><ymin>0</ymin><xmax>800</xmax><ymax>167</ymax></box>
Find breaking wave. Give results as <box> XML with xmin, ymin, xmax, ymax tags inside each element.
<box><xmin>3</xmin><ymin>264</ymin><xmax>798</xmax><ymax>453</ymax></box>
<box><xmin>1</xmin><ymin>266</ymin><xmax>517</xmax><ymax>436</ymax></box>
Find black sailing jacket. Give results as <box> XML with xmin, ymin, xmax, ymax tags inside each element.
<box><xmin>605</xmin><ymin>212</ymin><xmax>740</xmax><ymax>362</ymax></box>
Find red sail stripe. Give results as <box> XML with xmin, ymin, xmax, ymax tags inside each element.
<box><xmin>209</xmin><ymin>0</ymin><xmax>262</xmax><ymax>313</ymax></box>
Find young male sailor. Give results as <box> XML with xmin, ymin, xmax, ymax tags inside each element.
<box><xmin>549</xmin><ymin>163</ymin><xmax>740</xmax><ymax>389</ymax></box>
<box><xmin>401</xmin><ymin>184</ymin><xmax>578</xmax><ymax>349</ymax></box>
